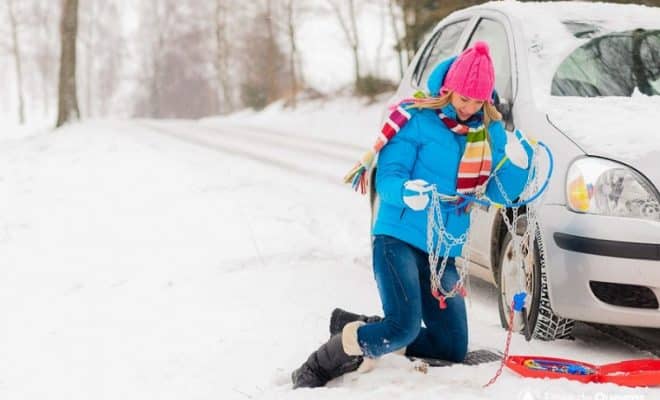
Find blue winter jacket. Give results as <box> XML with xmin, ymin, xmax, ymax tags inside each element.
<box><xmin>372</xmin><ymin>58</ymin><xmax>531</xmax><ymax>257</ymax></box>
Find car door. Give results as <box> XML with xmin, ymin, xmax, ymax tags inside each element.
<box><xmin>461</xmin><ymin>14</ymin><xmax>518</xmax><ymax>277</ymax></box>
<box><xmin>399</xmin><ymin>17</ymin><xmax>475</xmax><ymax>97</ymax></box>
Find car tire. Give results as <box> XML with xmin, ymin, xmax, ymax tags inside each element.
<box><xmin>497</xmin><ymin>227</ymin><xmax>575</xmax><ymax>341</ymax></box>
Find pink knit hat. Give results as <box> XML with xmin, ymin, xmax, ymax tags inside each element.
<box><xmin>442</xmin><ymin>41</ymin><xmax>495</xmax><ymax>102</ymax></box>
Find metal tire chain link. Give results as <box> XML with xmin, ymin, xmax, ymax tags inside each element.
<box><xmin>425</xmin><ymin>144</ymin><xmax>541</xmax><ymax>312</ymax></box>
<box><xmin>493</xmin><ymin>149</ymin><xmax>542</xmax><ymax>331</ymax></box>
<box><xmin>426</xmin><ymin>189</ymin><xmax>470</xmax><ymax>303</ymax></box>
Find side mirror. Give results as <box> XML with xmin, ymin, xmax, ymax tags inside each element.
<box><xmin>494</xmin><ymin>96</ymin><xmax>514</xmax><ymax>131</ymax></box>
<box><xmin>497</xmin><ymin>100</ymin><xmax>512</xmax><ymax>119</ymax></box>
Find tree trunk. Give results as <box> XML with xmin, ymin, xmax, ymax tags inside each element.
<box><xmin>7</xmin><ymin>0</ymin><xmax>25</xmax><ymax>124</ymax></box>
<box><xmin>84</xmin><ymin>36</ymin><xmax>93</xmax><ymax>117</ymax></box>
<box><xmin>264</xmin><ymin>0</ymin><xmax>278</xmax><ymax>103</ymax></box>
<box><xmin>56</xmin><ymin>0</ymin><xmax>80</xmax><ymax>127</ymax></box>
<box><xmin>328</xmin><ymin>0</ymin><xmax>361</xmax><ymax>89</ymax></box>
<box><xmin>33</xmin><ymin>0</ymin><xmax>55</xmax><ymax>118</ymax></box>
<box><xmin>84</xmin><ymin>1</ymin><xmax>99</xmax><ymax>118</ymax></box>
<box><xmin>41</xmin><ymin>11</ymin><xmax>52</xmax><ymax>119</ymax></box>
<box><xmin>388</xmin><ymin>0</ymin><xmax>404</xmax><ymax>79</ymax></box>
<box><xmin>348</xmin><ymin>0</ymin><xmax>360</xmax><ymax>86</ymax></box>
<box><xmin>149</xmin><ymin>0</ymin><xmax>168</xmax><ymax>118</ymax></box>
<box><xmin>214</xmin><ymin>0</ymin><xmax>234</xmax><ymax>113</ymax></box>
<box><xmin>286</xmin><ymin>0</ymin><xmax>298</xmax><ymax>108</ymax></box>
<box><xmin>151</xmin><ymin>37</ymin><xmax>162</xmax><ymax>118</ymax></box>
<box><xmin>352</xmin><ymin>44</ymin><xmax>360</xmax><ymax>87</ymax></box>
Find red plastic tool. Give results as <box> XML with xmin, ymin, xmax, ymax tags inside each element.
<box><xmin>505</xmin><ymin>355</ymin><xmax>660</xmax><ymax>387</ymax></box>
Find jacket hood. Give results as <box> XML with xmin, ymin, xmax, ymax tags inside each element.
<box><xmin>546</xmin><ymin>96</ymin><xmax>660</xmax><ymax>189</ymax></box>
<box><xmin>427</xmin><ymin>56</ymin><xmax>457</xmax><ymax>96</ymax></box>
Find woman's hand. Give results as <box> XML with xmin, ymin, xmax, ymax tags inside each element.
<box><xmin>505</xmin><ymin>129</ymin><xmax>535</xmax><ymax>170</ymax></box>
<box><xmin>403</xmin><ymin>179</ymin><xmax>433</xmax><ymax>211</ymax></box>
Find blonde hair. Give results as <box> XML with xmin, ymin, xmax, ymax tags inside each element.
<box><xmin>483</xmin><ymin>101</ymin><xmax>502</xmax><ymax>126</ymax></box>
<box><xmin>409</xmin><ymin>90</ymin><xmax>502</xmax><ymax>138</ymax></box>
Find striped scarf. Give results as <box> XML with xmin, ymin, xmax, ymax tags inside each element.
<box><xmin>344</xmin><ymin>103</ymin><xmax>492</xmax><ymax>196</ymax></box>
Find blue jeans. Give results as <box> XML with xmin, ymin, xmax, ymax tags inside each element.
<box><xmin>357</xmin><ymin>235</ymin><xmax>468</xmax><ymax>362</ymax></box>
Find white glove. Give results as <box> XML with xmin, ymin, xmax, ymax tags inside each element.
<box><xmin>403</xmin><ymin>179</ymin><xmax>433</xmax><ymax>211</ymax></box>
<box><xmin>504</xmin><ymin>129</ymin><xmax>534</xmax><ymax>169</ymax></box>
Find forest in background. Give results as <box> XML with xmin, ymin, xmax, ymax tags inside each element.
<box><xmin>1</xmin><ymin>0</ymin><xmax>659</xmax><ymax>127</ymax></box>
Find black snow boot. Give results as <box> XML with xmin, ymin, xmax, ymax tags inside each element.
<box><xmin>292</xmin><ymin>322</ymin><xmax>364</xmax><ymax>389</ymax></box>
<box><xmin>329</xmin><ymin>308</ymin><xmax>382</xmax><ymax>336</ymax></box>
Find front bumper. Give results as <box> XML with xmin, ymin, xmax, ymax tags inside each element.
<box><xmin>539</xmin><ymin>204</ymin><xmax>660</xmax><ymax>328</ymax></box>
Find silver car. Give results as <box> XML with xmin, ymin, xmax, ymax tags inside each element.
<box><xmin>371</xmin><ymin>1</ymin><xmax>660</xmax><ymax>340</ymax></box>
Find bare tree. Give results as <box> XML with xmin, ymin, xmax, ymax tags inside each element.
<box><xmin>327</xmin><ymin>0</ymin><xmax>362</xmax><ymax>88</ymax></box>
<box><xmin>214</xmin><ymin>0</ymin><xmax>234</xmax><ymax>113</ymax></box>
<box><xmin>135</xmin><ymin>0</ymin><xmax>177</xmax><ymax>117</ymax></box>
<box><xmin>133</xmin><ymin>0</ymin><xmax>218</xmax><ymax>118</ymax></box>
<box><xmin>237</xmin><ymin>2</ymin><xmax>292</xmax><ymax>110</ymax></box>
<box><xmin>56</xmin><ymin>0</ymin><xmax>80</xmax><ymax>127</ymax></box>
<box><xmin>395</xmin><ymin>0</ymin><xmax>482</xmax><ymax>63</ymax></box>
<box><xmin>150</xmin><ymin>1</ymin><xmax>170</xmax><ymax>117</ymax></box>
<box><xmin>263</xmin><ymin>0</ymin><xmax>279</xmax><ymax>104</ymax></box>
<box><xmin>77</xmin><ymin>0</ymin><xmax>124</xmax><ymax>118</ymax></box>
<box><xmin>6</xmin><ymin>0</ymin><xmax>25</xmax><ymax>124</ymax></box>
<box><xmin>31</xmin><ymin>0</ymin><xmax>61</xmax><ymax>118</ymax></box>
<box><xmin>94</xmin><ymin>3</ymin><xmax>124</xmax><ymax>116</ymax></box>
<box><xmin>79</xmin><ymin>0</ymin><xmax>104</xmax><ymax>117</ymax></box>
<box><xmin>372</xmin><ymin>0</ymin><xmax>387</xmax><ymax>77</ymax></box>
<box><xmin>284</xmin><ymin>0</ymin><xmax>302</xmax><ymax>107</ymax></box>
<box><xmin>388</xmin><ymin>0</ymin><xmax>404</xmax><ymax>78</ymax></box>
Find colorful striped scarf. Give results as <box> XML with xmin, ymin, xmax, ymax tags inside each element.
<box><xmin>344</xmin><ymin>102</ymin><xmax>492</xmax><ymax>196</ymax></box>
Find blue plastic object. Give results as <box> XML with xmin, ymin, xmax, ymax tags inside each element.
<box><xmin>513</xmin><ymin>292</ymin><xmax>527</xmax><ymax>312</ymax></box>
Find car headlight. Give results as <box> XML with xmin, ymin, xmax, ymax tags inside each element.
<box><xmin>566</xmin><ymin>157</ymin><xmax>660</xmax><ymax>221</ymax></box>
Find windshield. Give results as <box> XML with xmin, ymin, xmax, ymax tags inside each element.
<box><xmin>551</xmin><ymin>29</ymin><xmax>660</xmax><ymax>97</ymax></box>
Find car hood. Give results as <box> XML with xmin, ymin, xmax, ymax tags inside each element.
<box><xmin>546</xmin><ymin>96</ymin><xmax>660</xmax><ymax>188</ymax></box>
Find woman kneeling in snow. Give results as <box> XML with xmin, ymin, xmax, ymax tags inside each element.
<box><xmin>292</xmin><ymin>42</ymin><xmax>535</xmax><ymax>389</ymax></box>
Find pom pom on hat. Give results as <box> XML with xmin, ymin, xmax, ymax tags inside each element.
<box><xmin>474</xmin><ymin>41</ymin><xmax>490</xmax><ymax>55</ymax></box>
<box><xmin>441</xmin><ymin>41</ymin><xmax>495</xmax><ymax>102</ymax></box>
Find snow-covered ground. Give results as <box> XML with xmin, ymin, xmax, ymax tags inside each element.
<box><xmin>1</xmin><ymin>98</ymin><xmax>657</xmax><ymax>400</ymax></box>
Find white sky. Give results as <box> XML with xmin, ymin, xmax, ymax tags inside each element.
<box><xmin>296</xmin><ymin>2</ymin><xmax>402</xmax><ymax>91</ymax></box>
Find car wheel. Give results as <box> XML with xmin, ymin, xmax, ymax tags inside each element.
<box><xmin>497</xmin><ymin>226</ymin><xmax>575</xmax><ymax>341</ymax></box>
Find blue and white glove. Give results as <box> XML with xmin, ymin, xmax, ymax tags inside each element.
<box><xmin>403</xmin><ymin>179</ymin><xmax>433</xmax><ymax>211</ymax></box>
<box><xmin>504</xmin><ymin>129</ymin><xmax>535</xmax><ymax>170</ymax></box>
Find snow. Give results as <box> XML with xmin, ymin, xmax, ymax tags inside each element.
<box><xmin>546</xmin><ymin>95</ymin><xmax>660</xmax><ymax>159</ymax></box>
<box><xmin>201</xmin><ymin>95</ymin><xmax>388</xmax><ymax>148</ymax></box>
<box><xmin>1</xmin><ymin>98</ymin><xmax>658</xmax><ymax>399</ymax></box>
<box><xmin>0</xmin><ymin>120</ymin><xmax>50</xmax><ymax>142</ymax></box>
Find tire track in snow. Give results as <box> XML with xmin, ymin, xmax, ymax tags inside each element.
<box><xmin>200</xmin><ymin>122</ymin><xmax>366</xmax><ymax>154</ymax></box>
<box><xmin>197</xmin><ymin>123</ymin><xmax>359</xmax><ymax>163</ymax></box>
<box><xmin>139</xmin><ymin>121</ymin><xmax>357</xmax><ymax>186</ymax></box>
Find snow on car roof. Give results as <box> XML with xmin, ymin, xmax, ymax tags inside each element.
<box><xmin>472</xmin><ymin>1</ymin><xmax>660</xmax><ymax>102</ymax></box>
